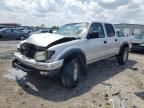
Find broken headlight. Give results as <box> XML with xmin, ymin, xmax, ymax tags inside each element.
<box><xmin>34</xmin><ymin>50</ymin><xmax>55</xmax><ymax>62</ymax></box>
<box><xmin>34</xmin><ymin>51</ymin><xmax>46</xmax><ymax>62</ymax></box>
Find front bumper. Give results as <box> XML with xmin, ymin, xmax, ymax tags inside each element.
<box><xmin>131</xmin><ymin>43</ymin><xmax>144</xmax><ymax>51</ymax></box>
<box><xmin>13</xmin><ymin>52</ymin><xmax>64</xmax><ymax>71</ymax></box>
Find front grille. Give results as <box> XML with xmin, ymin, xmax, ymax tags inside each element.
<box><xmin>19</xmin><ymin>43</ymin><xmax>45</xmax><ymax>59</ymax></box>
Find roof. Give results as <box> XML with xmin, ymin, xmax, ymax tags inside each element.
<box><xmin>62</xmin><ymin>21</ymin><xmax>112</xmax><ymax>25</ymax></box>
<box><xmin>0</xmin><ymin>28</ymin><xmax>19</xmax><ymax>31</ymax></box>
<box><xmin>114</xmin><ymin>23</ymin><xmax>144</xmax><ymax>26</ymax></box>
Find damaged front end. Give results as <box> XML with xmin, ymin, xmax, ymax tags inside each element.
<box><xmin>12</xmin><ymin>34</ymin><xmax>77</xmax><ymax>76</ymax></box>
<box><xmin>12</xmin><ymin>42</ymin><xmax>63</xmax><ymax>76</ymax></box>
<box><xmin>18</xmin><ymin>43</ymin><xmax>46</xmax><ymax>60</ymax></box>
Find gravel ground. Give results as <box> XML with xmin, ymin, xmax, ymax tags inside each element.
<box><xmin>0</xmin><ymin>41</ymin><xmax>144</xmax><ymax>108</ymax></box>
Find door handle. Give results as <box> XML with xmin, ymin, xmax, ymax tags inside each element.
<box><xmin>115</xmin><ymin>39</ymin><xmax>118</xmax><ymax>42</ymax></box>
<box><xmin>104</xmin><ymin>41</ymin><xmax>107</xmax><ymax>44</ymax></box>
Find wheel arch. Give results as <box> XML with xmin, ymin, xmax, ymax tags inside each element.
<box><xmin>59</xmin><ymin>48</ymin><xmax>87</xmax><ymax>76</ymax></box>
<box><xmin>119</xmin><ymin>42</ymin><xmax>129</xmax><ymax>53</ymax></box>
<box><xmin>19</xmin><ymin>35</ymin><xmax>25</xmax><ymax>40</ymax></box>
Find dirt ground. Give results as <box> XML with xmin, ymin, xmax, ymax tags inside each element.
<box><xmin>0</xmin><ymin>41</ymin><xmax>144</xmax><ymax>108</ymax></box>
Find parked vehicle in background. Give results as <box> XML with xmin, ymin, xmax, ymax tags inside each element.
<box><xmin>22</xmin><ymin>29</ymin><xmax>33</xmax><ymax>34</ymax></box>
<box><xmin>131</xmin><ymin>34</ymin><xmax>144</xmax><ymax>51</ymax></box>
<box><xmin>13</xmin><ymin>21</ymin><xmax>131</xmax><ymax>88</ymax></box>
<box><xmin>15</xmin><ymin>27</ymin><xmax>25</xmax><ymax>31</ymax></box>
<box><xmin>30</xmin><ymin>29</ymin><xmax>51</xmax><ymax>35</ymax></box>
<box><xmin>116</xmin><ymin>31</ymin><xmax>125</xmax><ymax>37</ymax></box>
<box><xmin>15</xmin><ymin>26</ymin><xmax>34</xmax><ymax>34</ymax></box>
<box><xmin>116</xmin><ymin>31</ymin><xmax>132</xmax><ymax>49</ymax></box>
<box><xmin>0</xmin><ymin>28</ymin><xmax>28</xmax><ymax>40</ymax></box>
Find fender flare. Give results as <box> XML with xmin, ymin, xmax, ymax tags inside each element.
<box><xmin>59</xmin><ymin>48</ymin><xmax>85</xmax><ymax>60</ymax></box>
<box><xmin>58</xmin><ymin>48</ymin><xmax>87</xmax><ymax>76</ymax></box>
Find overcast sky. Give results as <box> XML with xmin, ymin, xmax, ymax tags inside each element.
<box><xmin>0</xmin><ymin>0</ymin><xmax>144</xmax><ymax>27</ymax></box>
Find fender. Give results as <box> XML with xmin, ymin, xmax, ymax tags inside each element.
<box><xmin>59</xmin><ymin>48</ymin><xmax>86</xmax><ymax>61</ymax></box>
<box><xmin>58</xmin><ymin>48</ymin><xmax>87</xmax><ymax>76</ymax></box>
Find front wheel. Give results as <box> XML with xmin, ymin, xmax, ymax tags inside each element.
<box><xmin>117</xmin><ymin>47</ymin><xmax>129</xmax><ymax>65</ymax></box>
<box><xmin>61</xmin><ymin>58</ymin><xmax>80</xmax><ymax>88</ymax></box>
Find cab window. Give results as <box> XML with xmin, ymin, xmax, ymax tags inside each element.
<box><xmin>89</xmin><ymin>23</ymin><xmax>105</xmax><ymax>38</ymax></box>
<box><xmin>105</xmin><ymin>24</ymin><xmax>115</xmax><ymax>37</ymax></box>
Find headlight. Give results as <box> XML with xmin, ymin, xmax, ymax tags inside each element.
<box><xmin>34</xmin><ymin>50</ymin><xmax>55</xmax><ymax>62</ymax></box>
<box><xmin>34</xmin><ymin>51</ymin><xmax>47</xmax><ymax>62</ymax></box>
<box><xmin>17</xmin><ymin>43</ymin><xmax>23</xmax><ymax>50</ymax></box>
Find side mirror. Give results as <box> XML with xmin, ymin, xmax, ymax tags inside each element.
<box><xmin>87</xmin><ymin>32</ymin><xmax>99</xmax><ymax>39</ymax></box>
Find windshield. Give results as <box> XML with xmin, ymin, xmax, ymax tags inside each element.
<box><xmin>56</xmin><ymin>23</ymin><xmax>89</xmax><ymax>38</ymax></box>
<box><xmin>134</xmin><ymin>34</ymin><xmax>144</xmax><ymax>39</ymax></box>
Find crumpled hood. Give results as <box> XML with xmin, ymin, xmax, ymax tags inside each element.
<box><xmin>25</xmin><ymin>33</ymin><xmax>65</xmax><ymax>47</ymax></box>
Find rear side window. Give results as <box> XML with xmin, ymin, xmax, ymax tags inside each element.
<box><xmin>105</xmin><ymin>24</ymin><xmax>115</xmax><ymax>37</ymax></box>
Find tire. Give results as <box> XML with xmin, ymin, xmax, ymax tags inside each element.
<box><xmin>117</xmin><ymin>47</ymin><xmax>129</xmax><ymax>65</ymax></box>
<box><xmin>61</xmin><ymin>58</ymin><xmax>81</xmax><ymax>88</ymax></box>
<box><xmin>19</xmin><ymin>36</ymin><xmax>25</xmax><ymax>40</ymax></box>
<box><xmin>28</xmin><ymin>31</ymin><xmax>31</xmax><ymax>34</ymax></box>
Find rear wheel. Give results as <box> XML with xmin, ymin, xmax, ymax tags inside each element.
<box><xmin>117</xmin><ymin>47</ymin><xmax>129</xmax><ymax>65</ymax></box>
<box><xmin>61</xmin><ymin>58</ymin><xmax>80</xmax><ymax>88</ymax></box>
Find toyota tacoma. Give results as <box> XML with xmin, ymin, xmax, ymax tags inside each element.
<box><xmin>12</xmin><ymin>21</ymin><xmax>131</xmax><ymax>88</ymax></box>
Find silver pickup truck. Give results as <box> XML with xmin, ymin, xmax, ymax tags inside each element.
<box><xmin>12</xmin><ymin>21</ymin><xmax>131</xmax><ymax>88</ymax></box>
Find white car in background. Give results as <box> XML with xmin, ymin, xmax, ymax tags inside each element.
<box><xmin>116</xmin><ymin>31</ymin><xmax>132</xmax><ymax>49</ymax></box>
<box><xmin>131</xmin><ymin>34</ymin><xmax>144</xmax><ymax>51</ymax></box>
<box><xmin>22</xmin><ymin>29</ymin><xmax>33</xmax><ymax>34</ymax></box>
